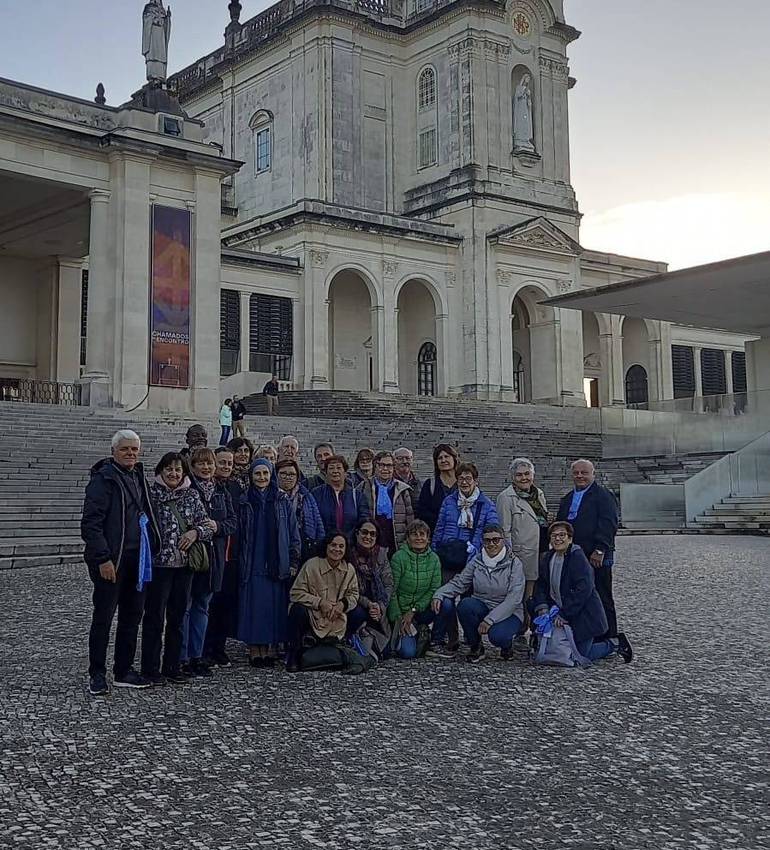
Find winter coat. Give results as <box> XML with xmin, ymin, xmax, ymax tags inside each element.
<box><xmin>349</xmin><ymin>546</ymin><xmax>394</xmax><ymax>614</ymax></box>
<box><xmin>496</xmin><ymin>485</ymin><xmax>547</xmax><ymax>581</ymax></box>
<box><xmin>556</xmin><ymin>483</ymin><xmax>619</xmax><ymax>562</ymax></box>
<box><xmin>387</xmin><ymin>543</ymin><xmax>442</xmax><ymax>623</ymax></box>
<box><xmin>149</xmin><ymin>478</ymin><xmax>214</xmax><ymax>569</ymax></box>
<box><xmin>290</xmin><ymin>556</ymin><xmax>360</xmax><ymax>640</ymax></box>
<box><xmin>191</xmin><ymin>478</ymin><xmax>237</xmax><ymax>592</ymax></box>
<box><xmin>432</xmin><ymin>490</ymin><xmax>499</xmax><ymax>560</ymax></box>
<box><xmin>531</xmin><ymin>545</ymin><xmax>608</xmax><ymax>644</ymax></box>
<box><xmin>238</xmin><ymin>488</ymin><xmax>301</xmax><ymax>582</ymax></box>
<box><xmin>219</xmin><ymin>404</ymin><xmax>233</xmax><ymax>427</ymax></box>
<box><xmin>363</xmin><ymin>478</ymin><xmax>415</xmax><ymax>549</ymax></box>
<box><xmin>81</xmin><ymin>459</ymin><xmax>161</xmax><ymax>571</ymax></box>
<box><xmin>311</xmin><ymin>483</ymin><xmax>370</xmax><ymax>536</ymax></box>
<box><xmin>416</xmin><ymin>475</ymin><xmax>457</xmax><ymax>532</ymax></box>
<box><xmin>434</xmin><ymin>546</ymin><xmax>526</xmax><ymax>625</ymax></box>
<box><xmin>292</xmin><ymin>485</ymin><xmax>326</xmax><ymax>561</ymax></box>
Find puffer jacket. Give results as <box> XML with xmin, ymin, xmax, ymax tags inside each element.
<box><xmin>432</xmin><ymin>490</ymin><xmax>499</xmax><ymax>559</ymax></box>
<box><xmin>149</xmin><ymin>478</ymin><xmax>214</xmax><ymax>568</ymax></box>
<box><xmin>433</xmin><ymin>545</ymin><xmax>526</xmax><ymax>624</ymax></box>
<box><xmin>191</xmin><ymin>477</ymin><xmax>237</xmax><ymax>592</ymax></box>
<box><xmin>364</xmin><ymin>478</ymin><xmax>415</xmax><ymax>548</ymax></box>
<box><xmin>387</xmin><ymin>543</ymin><xmax>442</xmax><ymax>623</ymax></box>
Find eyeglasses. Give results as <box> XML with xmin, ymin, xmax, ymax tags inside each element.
<box><xmin>483</xmin><ymin>537</ymin><xmax>503</xmax><ymax>545</ymax></box>
<box><xmin>358</xmin><ymin>529</ymin><xmax>377</xmax><ymax>538</ymax></box>
<box><xmin>377</xmin><ymin>462</ymin><xmax>394</xmax><ymax>469</ymax></box>
<box><xmin>550</xmin><ymin>533</ymin><xmax>569</xmax><ymax>540</ymax></box>
<box><xmin>278</xmin><ymin>471</ymin><xmax>297</xmax><ymax>478</ymax></box>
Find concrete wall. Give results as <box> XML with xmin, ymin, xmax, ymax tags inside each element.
<box><xmin>0</xmin><ymin>257</ymin><xmax>40</xmax><ymax>376</ymax></box>
<box><xmin>620</xmin><ymin>483</ymin><xmax>685</xmax><ymax>528</ymax></box>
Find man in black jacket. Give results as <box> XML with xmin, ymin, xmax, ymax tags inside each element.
<box><xmin>556</xmin><ymin>459</ymin><xmax>620</xmax><ymax>638</ymax></box>
<box><xmin>230</xmin><ymin>395</ymin><xmax>247</xmax><ymax>436</ymax></box>
<box><xmin>81</xmin><ymin>430</ymin><xmax>161</xmax><ymax>695</ymax></box>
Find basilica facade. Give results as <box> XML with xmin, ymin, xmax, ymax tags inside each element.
<box><xmin>171</xmin><ymin>0</ymin><xmax>748</xmax><ymax>408</ymax></box>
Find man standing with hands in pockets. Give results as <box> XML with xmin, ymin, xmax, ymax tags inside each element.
<box><xmin>81</xmin><ymin>430</ymin><xmax>160</xmax><ymax>696</ymax></box>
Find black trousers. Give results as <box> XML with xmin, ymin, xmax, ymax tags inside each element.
<box><xmin>88</xmin><ymin>550</ymin><xmax>146</xmax><ymax>678</ymax></box>
<box><xmin>594</xmin><ymin>564</ymin><xmax>618</xmax><ymax>639</ymax></box>
<box><xmin>204</xmin><ymin>559</ymin><xmax>239</xmax><ymax>657</ymax></box>
<box><xmin>141</xmin><ymin>567</ymin><xmax>193</xmax><ymax>676</ymax></box>
<box><xmin>287</xmin><ymin>604</ymin><xmax>314</xmax><ymax>650</ymax></box>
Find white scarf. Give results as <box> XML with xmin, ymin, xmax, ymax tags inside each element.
<box><xmin>481</xmin><ymin>547</ymin><xmax>507</xmax><ymax>569</ymax></box>
<box><xmin>457</xmin><ymin>487</ymin><xmax>481</xmax><ymax>528</ymax></box>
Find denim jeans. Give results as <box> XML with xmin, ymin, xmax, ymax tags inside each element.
<box><xmin>576</xmin><ymin>638</ymin><xmax>616</xmax><ymax>661</ymax></box>
<box><xmin>181</xmin><ymin>572</ymin><xmax>213</xmax><ymax>663</ymax></box>
<box><xmin>396</xmin><ymin>609</ymin><xmax>435</xmax><ymax>659</ymax></box>
<box><xmin>456</xmin><ymin>597</ymin><xmax>523</xmax><ymax>650</ymax></box>
<box><xmin>219</xmin><ymin>425</ymin><xmax>232</xmax><ymax>446</ymax></box>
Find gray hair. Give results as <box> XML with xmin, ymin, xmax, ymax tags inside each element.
<box><xmin>111</xmin><ymin>429</ymin><xmax>140</xmax><ymax>448</ymax></box>
<box><xmin>393</xmin><ymin>447</ymin><xmax>413</xmax><ymax>459</ymax></box>
<box><xmin>279</xmin><ymin>434</ymin><xmax>299</xmax><ymax>449</ymax></box>
<box><xmin>509</xmin><ymin>457</ymin><xmax>535</xmax><ymax>475</ymax></box>
<box><xmin>571</xmin><ymin>458</ymin><xmax>595</xmax><ymax>471</ymax></box>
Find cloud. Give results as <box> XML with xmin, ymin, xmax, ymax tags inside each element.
<box><xmin>580</xmin><ymin>193</ymin><xmax>770</xmax><ymax>271</ymax></box>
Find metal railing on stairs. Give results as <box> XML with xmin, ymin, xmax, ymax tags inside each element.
<box><xmin>0</xmin><ymin>378</ymin><xmax>82</xmax><ymax>406</ymax></box>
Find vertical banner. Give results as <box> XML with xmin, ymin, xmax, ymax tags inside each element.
<box><xmin>149</xmin><ymin>205</ymin><xmax>191</xmax><ymax>387</ymax></box>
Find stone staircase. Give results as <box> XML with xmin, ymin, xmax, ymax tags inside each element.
<box><xmin>693</xmin><ymin>495</ymin><xmax>770</xmax><ymax>532</ymax></box>
<box><xmin>600</xmin><ymin>452</ymin><xmax>726</xmax><ymax>495</ymax></box>
<box><xmin>0</xmin><ymin>396</ymin><xmax>604</xmax><ymax>569</ymax></box>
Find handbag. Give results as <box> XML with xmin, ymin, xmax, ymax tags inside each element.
<box><xmin>167</xmin><ymin>501</ymin><xmax>210</xmax><ymax>574</ymax></box>
<box><xmin>436</xmin><ymin>502</ymin><xmax>483</xmax><ymax>574</ymax></box>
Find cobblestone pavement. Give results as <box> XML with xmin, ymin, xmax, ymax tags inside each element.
<box><xmin>1</xmin><ymin>535</ymin><xmax>769</xmax><ymax>850</ymax></box>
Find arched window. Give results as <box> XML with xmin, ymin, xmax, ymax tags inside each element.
<box><xmin>418</xmin><ymin>341</ymin><xmax>437</xmax><ymax>396</ymax></box>
<box><xmin>417</xmin><ymin>67</ymin><xmax>436</xmax><ymax>110</ymax></box>
<box><xmin>625</xmin><ymin>365</ymin><xmax>649</xmax><ymax>407</ymax></box>
<box><xmin>249</xmin><ymin>111</ymin><xmax>273</xmax><ymax>174</ymax></box>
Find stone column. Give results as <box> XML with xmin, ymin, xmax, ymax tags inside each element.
<box><xmin>555</xmin><ymin>308</ymin><xmax>586</xmax><ymax>406</ymax></box>
<box><xmin>498</xmin><ymin>283</ymin><xmax>515</xmax><ymax>401</ymax></box>
<box><xmin>80</xmin><ymin>189</ymin><xmax>113</xmax><ymax>406</ymax></box>
<box><xmin>435</xmin><ymin>312</ymin><xmax>449</xmax><ymax>397</ymax></box>
<box><xmin>647</xmin><ymin>321</ymin><xmax>673</xmax><ymax>403</ymax></box>
<box><xmin>382</xmin><ymin>301</ymin><xmax>400</xmax><ymax>394</ymax></box>
<box><xmin>55</xmin><ymin>259</ymin><xmax>83</xmax><ymax>383</ymax></box>
<box><xmin>692</xmin><ymin>346</ymin><xmax>703</xmax><ymax>412</ymax></box>
<box><xmin>239</xmin><ymin>290</ymin><xmax>250</xmax><ymax>373</ymax></box>
<box><xmin>725</xmin><ymin>350</ymin><xmax>734</xmax><ymax>396</ymax></box>
<box><xmin>305</xmin><ymin>250</ymin><xmax>330</xmax><ymax>389</ymax></box>
<box><xmin>370</xmin><ymin>304</ymin><xmax>385</xmax><ymax>393</ymax></box>
<box><xmin>191</xmin><ymin>172</ymin><xmax>224</xmax><ymax>413</ymax></box>
<box><xmin>290</xmin><ymin>296</ymin><xmax>302</xmax><ymax>389</ymax></box>
<box><xmin>600</xmin><ymin>315</ymin><xmax>626</xmax><ymax>406</ymax></box>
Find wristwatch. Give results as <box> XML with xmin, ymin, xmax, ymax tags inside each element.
<box><xmin>411</xmin><ymin>606</ymin><xmax>417</xmax><ymax>613</ymax></box>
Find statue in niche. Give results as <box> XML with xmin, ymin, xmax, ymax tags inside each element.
<box><xmin>142</xmin><ymin>0</ymin><xmax>172</xmax><ymax>83</ymax></box>
<box><xmin>513</xmin><ymin>73</ymin><xmax>535</xmax><ymax>153</ymax></box>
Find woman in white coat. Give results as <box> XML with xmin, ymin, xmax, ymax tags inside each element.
<box><xmin>496</xmin><ymin>457</ymin><xmax>549</xmax><ymax>601</ymax></box>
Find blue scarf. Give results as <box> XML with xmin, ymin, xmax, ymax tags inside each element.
<box><xmin>374</xmin><ymin>479</ymin><xmax>394</xmax><ymax>519</ymax></box>
<box><xmin>136</xmin><ymin>513</ymin><xmax>153</xmax><ymax>591</ymax></box>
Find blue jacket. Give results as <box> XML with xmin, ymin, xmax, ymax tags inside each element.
<box><xmin>311</xmin><ymin>483</ymin><xmax>370</xmax><ymax>536</ymax></box>
<box><xmin>295</xmin><ymin>486</ymin><xmax>325</xmax><ymax>557</ymax></box>
<box><xmin>191</xmin><ymin>478</ymin><xmax>237</xmax><ymax>593</ymax></box>
<box><xmin>432</xmin><ymin>490</ymin><xmax>499</xmax><ymax>558</ymax></box>
<box><xmin>238</xmin><ymin>489</ymin><xmax>301</xmax><ymax>581</ymax></box>
<box><xmin>556</xmin><ymin>483</ymin><xmax>619</xmax><ymax>560</ymax></box>
<box><xmin>530</xmin><ymin>545</ymin><xmax>608</xmax><ymax>644</ymax></box>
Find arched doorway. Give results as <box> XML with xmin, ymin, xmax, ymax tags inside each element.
<box><xmin>511</xmin><ymin>285</ymin><xmax>557</xmax><ymax>403</ymax></box>
<box><xmin>622</xmin><ymin>317</ymin><xmax>650</xmax><ymax>406</ymax></box>
<box><xmin>397</xmin><ymin>279</ymin><xmax>438</xmax><ymax>395</ymax></box>
<box><xmin>582</xmin><ymin>312</ymin><xmax>602</xmax><ymax>408</ymax></box>
<box><xmin>328</xmin><ymin>270</ymin><xmax>374</xmax><ymax>391</ymax></box>
<box><xmin>625</xmin><ymin>365</ymin><xmax>649</xmax><ymax>407</ymax></box>
<box><xmin>418</xmin><ymin>342</ymin><xmax>437</xmax><ymax>395</ymax></box>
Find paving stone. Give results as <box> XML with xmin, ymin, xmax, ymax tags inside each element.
<box><xmin>1</xmin><ymin>535</ymin><xmax>769</xmax><ymax>849</ymax></box>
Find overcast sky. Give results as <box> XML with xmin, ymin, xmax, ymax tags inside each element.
<box><xmin>1</xmin><ymin>0</ymin><xmax>768</xmax><ymax>269</ymax></box>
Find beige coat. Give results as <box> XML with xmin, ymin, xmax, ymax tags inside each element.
<box><xmin>289</xmin><ymin>556</ymin><xmax>360</xmax><ymax>639</ymax></box>
<box><xmin>496</xmin><ymin>485</ymin><xmax>547</xmax><ymax>581</ymax></box>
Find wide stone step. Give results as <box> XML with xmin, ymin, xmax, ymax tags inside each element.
<box><xmin>0</xmin><ymin>553</ymin><xmax>84</xmax><ymax>570</ymax></box>
<box><xmin>0</xmin><ymin>537</ymin><xmax>83</xmax><ymax>557</ymax></box>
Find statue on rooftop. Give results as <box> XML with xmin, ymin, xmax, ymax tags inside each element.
<box><xmin>142</xmin><ymin>0</ymin><xmax>172</xmax><ymax>83</ymax></box>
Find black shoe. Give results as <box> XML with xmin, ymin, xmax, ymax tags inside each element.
<box><xmin>262</xmin><ymin>657</ymin><xmax>276</xmax><ymax>668</ymax></box>
<box><xmin>113</xmin><ymin>669</ymin><xmax>151</xmax><ymax>689</ymax></box>
<box><xmin>616</xmin><ymin>633</ymin><xmax>633</xmax><ymax>664</ymax></box>
<box><xmin>427</xmin><ymin>643</ymin><xmax>456</xmax><ymax>659</ymax></box>
<box><xmin>285</xmin><ymin>653</ymin><xmax>300</xmax><ymax>673</ymax></box>
<box><xmin>89</xmin><ymin>673</ymin><xmax>108</xmax><ymax>696</ymax></box>
<box><xmin>210</xmin><ymin>650</ymin><xmax>232</xmax><ymax>669</ymax></box>
<box><xmin>500</xmin><ymin>647</ymin><xmax>514</xmax><ymax>661</ymax></box>
<box><xmin>249</xmin><ymin>657</ymin><xmax>266</xmax><ymax>668</ymax></box>
<box><xmin>143</xmin><ymin>672</ymin><xmax>166</xmax><ymax>687</ymax></box>
<box><xmin>163</xmin><ymin>669</ymin><xmax>190</xmax><ymax>684</ymax></box>
<box><xmin>467</xmin><ymin>645</ymin><xmax>485</xmax><ymax>663</ymax></box>
<box><xmin>180</xmin><ymin>662</ymin><xmax>194</xmax><ymax>677</ymax></box>
<box><xmin>190</xmin><ymin>659</ymin><xmax>213</xmax><ymax>677</ymax></box>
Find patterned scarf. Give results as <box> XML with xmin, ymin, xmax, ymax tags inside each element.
<box><xmin>350</xmin><ymin>544</ymin><xmax>388</xmax><ymax>607</ymax></box>
<box><xmin>457</xmin><ymin>487</ymin><xmax>480</xmax><ymax>528</ymax></box>
<box><xmin>515</xmin><ymin>486</ymin><xmax>548</xmax><ymax>527</ymax></box>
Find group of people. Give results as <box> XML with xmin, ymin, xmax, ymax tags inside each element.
<box><xmin>82</xmin><ymin>423</ymin><xmax>633</xmax><ymax>696</ymax></box>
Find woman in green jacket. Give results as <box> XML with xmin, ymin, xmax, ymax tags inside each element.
<box><xmin>387</xmin><ymin>520</ymin><xmax>442</xmax><ymax>659</ymax></box>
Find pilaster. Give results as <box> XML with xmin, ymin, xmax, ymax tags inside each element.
<box><xmin>55</xmin><ymin>258</ymin><xmax>83</xmax><ymax>383</ymax></box>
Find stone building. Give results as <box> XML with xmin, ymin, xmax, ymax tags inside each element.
<box><xmin>170</xmin><ymin>0</ymin><xmax>749</xmax><ymax>408</ymax></box>
<box><xmin>0</xmin><ymin>0</ymin><xmax>750</xmax><ymax>412</ymax></box>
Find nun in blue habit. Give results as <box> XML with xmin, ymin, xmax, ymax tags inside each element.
<box><xmin>237</xmin><ymin>458</ymin><xmax>301</xmax><ymax>667</ymax></box>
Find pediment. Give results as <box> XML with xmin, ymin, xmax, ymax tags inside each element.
<box><xmin>489</xmin><ymin>217</ymin><xmax>582</xmax><ymax>255</ymax></box>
